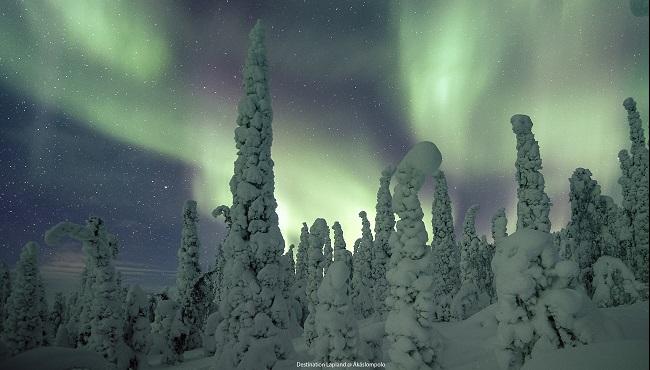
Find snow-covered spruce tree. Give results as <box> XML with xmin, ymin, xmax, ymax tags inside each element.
<box><xmin>617</xmin><ymin>97</ymin><xmax>649</xmax><ymax>285</ymax></box>
<box><xmin>124</xmin><ymin>285</ymin><xmax>151</xmax><ymax>369</ymax></box>
<box><xmin>510</xmin><ymin>114</ymin><xmax>552</xmax><ymax>233</ymax></box>
<box><xmin>311</xmin><ymin>250</ymin><xmax>358</xmax><ymax>364</ymax></box>
<box><xmin>332</xmin><ymin>221</ymin><xmax>348</xmax><ymax>260</ymax></box>
<box><xmin>452</xmin><ymin>205</ymin><xmax>489</xmax><ymax>320</ymax></box>
<box><xmin>480</xmin><ymin>235</ymin><xmax>496</xmax><ymax>303</ymax></box>
<box><xmin>213</xmin><ymin>21</ymin><xmax>293</xmax><ymax>370</ymax></box>
<box><xmin>565</xmin><ymin>168</ymin><xmax>603</xmax><ymax>295</ymax></box>
<box><xmin>386</xmin><ymin>141</ymin><xmax>443</xmax><ymax>370</ymax></box>
<box><xmin>493</xmin><ymin>229</ymin><xmax>617</xmax><ymax>370</ymax></box>
<box><xmin>430</xmin><ymin>170</ymin><xmax>460</xmax><ymax>321</ymax></box>
<box><xmin>176</xmin><ymin>199</ymin><xmax>202</xmax><ymax>351</ymax></box>
<box><xmin>596</xmin><ymin>195</ymin><xmax>625</xmax><ymax>261</ymax></box>
<box><xmin>211</xmin><ymin>205</ymin><xmax>231</xmax><ymax>312</ymax></box>
<box><xmin>371</xmin><ymin>166</ymin><xmax>395</xmax><ymax>318</ymax></box>
<box><xmin>491</xmin><ymin>208</ymin><xmax>508</xmax><ymax>243</ymax></box>
<box><xmin>0</xmin><ymin>261</ymin><xmax>10</xmax><ymax>334</ymax></box>
<box><xmin>592</xmin><ymin>256</ymin><xmax>641</xmax><ymax>308</ymax></box>
<box><xmin>322</xmin><ymin>228</ymin><xmax>334</xmax><ymax>275</ymax></box>
<box><xmin>48</xmin><ymin>292</ymin><xmax>67</xmax><ymax>343</ymax></box>
<box><xmin>292</xmin><ymin>222</ymin><xmax>310</xmax><ymax>327</ymax></box>
<box><xmin>45</xmin><ymin>217</ymin><xmax>129</xmax><ymax>368</ymax></box>
<box><xmin>352</xmin><ymin>211</ymin><xmax>374</xmax><ymax>319</ymax></box>
<box><xmin>2</xmin><ymin>242</ymin><xmax>44</xmax><ymax>355</ymax></box>
<box><xmin>303</xmin><ymin>218</ymin><xmax>328</xmax><ymax>351</ymax></box>
<box><xmin>36</xmin><ymin>276</ymin><xmax>49</xmax><ymax>346</ymax></box>
<box><xmin>149</xmin><ymin>292</ymin><xmax>181</xmax><ymax>364</ymax></box>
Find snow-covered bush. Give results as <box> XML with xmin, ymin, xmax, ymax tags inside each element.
<box><xmin>386</xmin><ymin>141</ymin><xmax>443</xmax><ymax>370</ymax></box>
<box><xmin>493</xmin><ymin>229</ymin><xmax>618</xmax><ymax>370</ymax></box>
<box><xmin>48</xmin><ymin>292</ymin><xmax>66</xmax><ymax>344</ymax></box>
<box><xmin>430</xmin><ymin>170</ymin><xmax>460</xmax><ymax>322</ymax></box>
<box><xmin>2</xmin><ymin>242</ymin><xmax>44</xmax><ymax>355</ymax></box>
<box><xmin>510</xmin><ymin>114</ymin><xmax>552</xmax><ymax>233</ymax></box>
<box><xmin>592</xmin><ymin>256</ymin><xmax>641</xmax><ymax>308</ymax></box>
<box><xmin>202</xmin><ymin>311</ymin><xmax>222</xmax><ymax>356</ymax></box>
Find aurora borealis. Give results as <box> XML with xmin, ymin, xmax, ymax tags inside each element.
<box><xmin>0</xmin><ymin>1</ymin><xmax>648</xmax><ymax>292</ymax></box>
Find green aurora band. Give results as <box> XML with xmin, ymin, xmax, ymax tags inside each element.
<box><xmin>1</xmin><ymin>0</ymin><xmax>648</xmax><ymax>245</ymax></box>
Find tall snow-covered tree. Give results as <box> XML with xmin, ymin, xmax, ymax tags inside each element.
<box><xmin>124</xmin><ymin>285</ymin><xmax>151</xmax><ymax>369</ymax></box>
<box><xmin>510</xmin><ymin>114</ymin><xmax>552</xmax><ymax>232</ymax></box>
<box><xmin>303</xmin><ymin>218</ymin><xmax>328</xmax><ymax>350</ymax></box>
<box><xmin>214</xmin><ymin>21</ymin><xmax>293</xmax><ymax>370</ymax></box>
<box><xmin>0</xmin><ymin>261</ymin><xmax>11</xmax><ymax>334</ymax></box>
<box><xmin>332</xmin><ymin>221</ymin><xmax>348</xmax><ymax>260</ymax></box>
<box><xmin>430</xmin><ymin>170</ymin><xmax>459</xmax><ymax>321</ymax></box>
<box><xmin>565</xmin><ymin>168</ymin><xmax>602</xmax><ymax>295</ymax></box>
<box><xmin>352</xmin><ymin>210</ymin><xmax>374</xmax><ymax>319</ymax></box>
<box><xmin>386</xmin><ymin>141</ymin><xmax>443</xmax><ymax>370</ymax></box>
<box><xmin>493</xmin><ymin>229</ymin><xmax>613</xmax><ymax>370</ymax></box>
<box><xmin>371</xmin><ymin>166</ymin><xmax>395</xmax><ymax>318</ymax></box>
<box><xmin>292</xmin><ymin>222</ymin><xmax>310</xmax><ymax>327</ymax></box>
<box><xmin>2</xmin><ymin>242</ymin><xmax>44</xmax><ymax>355</ymax></box>
<box><xmin>452</xmin><ymin>205</ymin><xmax>489</xmax><ymax>320</ymax></box>
<box><xmin>176</xmin><ymin>200</ymin><xmax>202</xmax><ymax>351</ymax></box>
<box><xmin>617</xmin><ymin>97</ymin><xmax>649</xmax><ymax>285</ymax></box>
<box><xmin>311</xmin><ymin>253</ymin><xmax>358</xmax><ymax>364</ymax></box>
<box><xmin>322</xmin><ymin>229</ymin><xmax>333</xmax><ymax>274</ymax></box>
<box><xmin>45</xmin><ymin>217</ymin><xmax>128</xmax><ymax>368</ymax></box>
<box><xmin>491</xmin><ymin>208</ymin><xmax>508</xmax><ymax>243</ymax></box>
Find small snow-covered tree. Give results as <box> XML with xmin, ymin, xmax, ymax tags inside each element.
<box><xmin>386</xmin><ymin>141</ymin><xmax>443</xmax><ymax>370</ymax></box>
<box><xmin>352</xmin><ymin>211</ymin><xmax>374</xmax><ymax>319</ymax></box>
<box><xmin>493</xmin><ymin>229</ymin><xmax>614</xmax><ymax>370</ymax></box>
<box><xmin>212</xmin><ymin>205</ymin><xmax>230</xmax><ymax>311</ymax></box>
<box><xmin>491</xmin><ymin>208</ymin><xmax>508</xmax><ymax>243</ymax></box>
<box><xmin>565</xmin><ymin>168</ymin><xmax>602</xmax><ymax>295</ymax></box>
<box><xmin>292</xmin><ymin>222</ymin><xmax>310</xmax><ymax>327</ymax></box>
<box><xmin>54</xmin><ymin>325</ymin><xmax>73</xmax><ymax>348</ymax></box>
<box><xmin>452</xmin><ymin>205</ymin><xmax>489</xmax><ymax>320</ymax></box>
<box><xmin>311</xmin><ymin>251</ymin><xmax>358</xmax><ymax>364</ymax></box>
<box><xmin>430</xmin><ymin>170</ymin><xmax>460</xmax><ymax>321</ymax></box>
<box><xmin>176</xmin><ymin>200</ymin><xmax>202</xmax><ymax>351</ymax></box>
<box><xmin>0</xmin><ymin>261</ymin><xmax>10</xmax><ymax>333</ymax></box>
<box><xmin>124</xmin><ymin>285</ymin><xmax>151</xmax><ymax>369</ymax></box>
<box><xmin>332</xmin><ymin>221</ymin><xmax>348</xmax><ymax>261</ymax></box>
<box><xmin>592</xmin><ymin>256</ymin><xmax>641</xmax><ymax>308</ymax></box>
<box><xmin>149</xmin><ymin>292</ymin><xmax>182</xmax><ymax>364</ymax></box>
<box><xmin>617</xmin><ymin>97</ymin><xmax>649</xmax><ymax>285</ymax></box>
<box><xmin>2</xmin><ymin>242</ymin><xmax>44</xmax><ymax>355</ymax></box>
<box><xmin>45</xmin><ymin>217</ymin><xmax>127</xmax><ymax>368</ymax></box>
<box><xmin>303</xmin><ymin>218</ymin><xmax>328</xmax><ymax>350</ymax></box>
<box><xmin>214</xmin><ymin>21</ymin><xmax>293</xmax><ymax>370</ymax></box>
<box><xmin>371</xmin><ymin>166</ymin><xmax>395</xmax><ymax>318</ymax></box>
<box><xmin>595</xmin><ymin>196</ymin><xmax>624</xmax><ymax>261</ymax></box>
<box><xmin>510</xmin><ymin>114</ymin><xmax>552</xmax><ymax>233</ymax></box>
<box><xmin>48</xmin><ymin>292</ymin><xmax>67</xmax><ymax>343</ymax></box>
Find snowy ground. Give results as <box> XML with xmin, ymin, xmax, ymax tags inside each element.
<box><xmin>163</xmin><ymin>302</ymin><xmax>647</xmax><ymax>370</ymax></box>
<box><xmin>6</xmin><ymin>302</ymin><xmax>644</xmax><ymax>370</ymax></box>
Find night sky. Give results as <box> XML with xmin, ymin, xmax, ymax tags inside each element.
<box><xmin>1</xmin><ymin>1</ymin><xmax>648</xmax><ymax>294</ymax></box>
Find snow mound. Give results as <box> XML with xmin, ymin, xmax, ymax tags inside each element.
<box><xmin>397</xmin><ymin>141</ymin><xmax>442</xmax><ymax>177</ymax></box>
<box><xmin>522</xmin><ymin>340</ymin><xmax>649</xmax><ymax>370</ymax></box>
<box><xmin>0</xmin><ymin>347</ymin><xmax>112</xmax><ymax>370</ymax></box>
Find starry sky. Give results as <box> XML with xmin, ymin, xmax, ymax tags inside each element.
<box><xmin>0</xmin><ymin>0</ymin><xmax>648</xmax><ymax>294</ymax></box>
